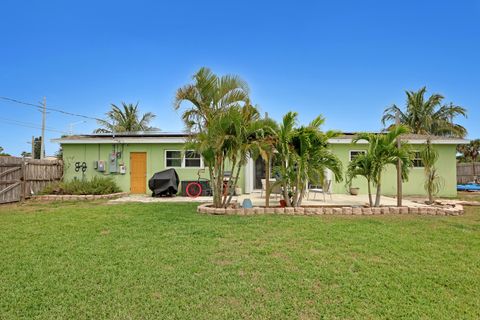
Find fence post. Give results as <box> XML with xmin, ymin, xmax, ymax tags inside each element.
<box><xmin>20</xmin><ymin>160</ymin><xmax>26</xmax><ymax>201</ymax></box>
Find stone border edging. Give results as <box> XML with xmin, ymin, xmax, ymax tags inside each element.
<box><xmin>197</xmin><ymin>203</ymin><xmax>464</xmax><ymax>216</ymax></box>
<box><xmin>31</xmin><ymin>192</ymin><xmax>128</xmax><ymax>202</ymax></box>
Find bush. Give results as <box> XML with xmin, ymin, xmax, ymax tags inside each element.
<box><xmin>40</xmin><ymin>176</ymin><xmax>122</xmax><ymax>195</ymax></box>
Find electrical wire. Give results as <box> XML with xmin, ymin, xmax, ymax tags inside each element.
<box><xmin>0</xmin><ymin>96</ymin><xmax>102</xmax><ymax>121</ymax></box>
<box><xmin>0</xmin><ymin>117</ymin><xmax>69</xmax><ymax>134</ymax></box>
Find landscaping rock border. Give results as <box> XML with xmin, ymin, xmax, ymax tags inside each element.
<box><xmin>197</xmin><ymin>203</ymin><xmax>464</xmax><ymax>216</ymax></box>
<box><xmin>31</xmin><ymin>192</ymin><xmax>128</xmax><ymax>202</ymax></box>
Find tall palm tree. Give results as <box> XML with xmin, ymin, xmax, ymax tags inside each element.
<box><xmin>94</xmin><ymin>102</ymin><xmax>157</xmax><ymax>133</ymax></box>
<box><xmin>457</xmin><ymin>139</ymin><xmax>480</xmax><ymax>182</ymax></box>
<box><xmin>354</xmin><ymin>126</ymin><xmax>412</xmax><ymax>207</ymax></box>
<box><xmin>175</xmin><ymin>67</ymin><xmax>250</xmax><ymax>207</ymax></box>
<box><xmin>382</xmin><ymin>87</ymin><xmax>467</xmax><ymax>138</ymax></box>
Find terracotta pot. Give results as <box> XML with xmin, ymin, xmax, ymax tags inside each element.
<box><xmin>349</xmin><ymin>187</ymin><xmax>360</xmax><ymax>196</ymax></box>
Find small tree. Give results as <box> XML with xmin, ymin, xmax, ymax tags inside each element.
<box><xmin>175</xmin><ymin>67</ymin><xmax>250</xmax><ymax>208</ymax></box>
<box><xmin>0</xmin><ymin>146</ymin><xmax>10</xmax><ymax>156</ymax></box>
<box><xmin>274</xmin><ymin>112</ymin><xmax>343</xmax><ymax>207</ymax></box>
<box><xmin>346</xmin><ymin>153</ymin><xmax>375</xmax><ymax>206</ymax></box>
<box><xmin>422</xmin><ymin>140</ymin><xmax>443</xmax><ymax>204</ymax></box>
<box><xmin>353</xmin><ymin>126</ymin><xmax>412</xmax><ymax>207</ymax></box>
<box><xmin>457</xmin><ymin>139</ymin><xmax>480</xmax><ymax>182</ymax></box>
<box><xmin>94</xmin><ymin>102</ymin><xmax>157</xmax><ymax>133</ymax></box>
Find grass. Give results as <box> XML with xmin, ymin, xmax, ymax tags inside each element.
<box><xmin>0</xmin><ymin>201</ymin><xmax>479</xmax><ymax>319</ymax></box>
<box><xmin>455</xmin><ymin>191</ymin><xmax>480</xmax><ymax>202</ymax></box>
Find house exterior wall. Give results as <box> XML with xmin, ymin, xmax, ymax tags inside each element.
<box><xmin>62</xmin><ymin>143</ymin><xmax>245</xmax><ymax>195</ymax></box>
<box><xmin>61</xmin><ymin>141</ymin><xmax>458</xmax><ymax>197</ymax></box>
<box><xmin>329</xmin><ymin>143</ymin><xmax>458</xmax><ymax>197</ymax></box>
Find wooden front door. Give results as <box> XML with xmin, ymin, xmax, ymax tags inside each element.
<box><xmin>130</xmin><ymin>152</ymin><xmax>147</xmax><ymax>194</ymax></box>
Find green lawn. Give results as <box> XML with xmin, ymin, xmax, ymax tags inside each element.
<box><xmin>0</xmin><ymin>202</ymin><xmax>479</xmax><ymax>319</ymax></box>
<box><xmin>456</xmin><ymin>191</ymin><xmax>480</xmax><ymax>202</ymax></box>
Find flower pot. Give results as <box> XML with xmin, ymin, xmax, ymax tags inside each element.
<box><xmin>349</xmin><ymin>187</ymin><xmax>359</xmax><ymax>196</ymax></box>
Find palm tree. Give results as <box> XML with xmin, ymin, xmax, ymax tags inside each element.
<box><xmin>248</xmin><ymin>117</ymin><xmax>278</xmax><ymax>207</ymax></box>
<box><xmin>354</xmin><ymin>126</ymin><xmax>412</xmax><ymax>207</ymax></box>
<box><xmin>382</xmin><ymin>87</ymin><xmax>467</xmax><ymax>138</ymax></box>
<box><xmin>457</xmin><ymin>139</ymin><xmax>480</xmax><ymax>182</ymax></box>
<box><xmin>94</xmin><ymin>102</ymin><xmax>157</xmax><ymax>133</ymax></box>
<box><xmin>175</xmin><ymin>67</ymin><xmax>250</xmax><ymax>207</ymax></box>
<box><xmin>422</xmin><ymin>140</ymin><xmax>443</xmax><ymax>204</ymax></box>
<box><xmin>274</xmin><ymin>112</ymin><xmax>343</xmax><ymax>207</ymax></box>
<box><xmin>346</xmin><ymin>152</ymin><xmax>375</xmax><ymax>206</ymax></box>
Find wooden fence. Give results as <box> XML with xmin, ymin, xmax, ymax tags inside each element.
<box><xmin>457</xmin><ymin>162</ymin><xmax>480</xmax><ymax>184</ymax></box>
<box><xmin>0</xmin><ymin>157</ymin><xmax>63</xmax><ymax>204</ymax></box>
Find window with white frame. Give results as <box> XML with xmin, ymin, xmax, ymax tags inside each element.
<box><xmin>184</xmin><ymin>150</ymin><xmax>202</xmax><ymax>168</ymax></box>
<box><xmin>412</xmin><ymin>151</ymin><xmax>424</xmax><ymax>168</ymax></box>
<box><xmin>165</xmin><ymin>150</ymin><xmax>203</xmax><ymax>168</ymax></box>
<box><xmin>349</xmin><ymin>150</ymin><xmax>366</xmax><ymax>161</ymax></box>
<box><xmin>165</xmin><ymin>150</ymin><xmax>182</xmax><ymax>167</ymax></box>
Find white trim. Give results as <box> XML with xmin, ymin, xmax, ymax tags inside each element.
<box><xmin>183</xmin><ymin>150</ymin><xmax>204</xmax><ymax>168</ymax></box>
<box><xmin>244</xmin><ymin>157</ymin><xmax>254</xmax><ymax>194</ymax></box>
<box><xmin>328</xmin><ymin>138</ymin><xmax>468</xmax><ymax>145</ymax></box>
<box><xmin>349</xmin><ymin>150</ymin><xmax>366</xmax><ymax>161</ymax></box>
<box><xmin>53</xmin><ymin>137</ymin><xmax>186</xmax><ymax>144</ymax></box>
<box><xmin>165</xmin><ymin>150</ymin><xmax>183</xmax><ymax>168</ymax></box>
<box><xmin>53</xmin><ymin>136</ymin><xmax>468</xmax><ymax>145</ymax></box>
<box><xmin>164</xmin><ymin>149</ymin><xmax>204</xmax><ymax>169</ymax></box>
<box><xmin>412</xmin><ymin>151</ymin><xmax>424</xmax><ymax>168</ymax></box>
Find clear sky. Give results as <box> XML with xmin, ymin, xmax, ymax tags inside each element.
<box><xmin>0</xmin><ymin>0</ymin><xmax>478</xmax><ymax>156</ymax></box>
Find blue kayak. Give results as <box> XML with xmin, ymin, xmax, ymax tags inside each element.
<box><xmin>457</xmin><ymin>184</ymin><xmax>480</xmax><ymax>191</ymax></box>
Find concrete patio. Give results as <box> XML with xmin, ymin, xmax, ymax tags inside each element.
<box><xmin>109</xmin><ymin>191</ymin><xmax>428</xmax><ymax>207</ymax></box>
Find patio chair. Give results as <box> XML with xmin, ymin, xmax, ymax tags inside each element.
<box><xmin>260</xmin><ymin>178</ymin><xmax>277</xmax><ymax>198</ymax></box>
<box><xmin>270</xmin><ymin>183</ymin><xmax>282</xmax><ymax>199</ymax></box>
<box><xmin>308</xmin><ymin>180</ymin><xmax>332</xmax><ymax>201</ymax></box>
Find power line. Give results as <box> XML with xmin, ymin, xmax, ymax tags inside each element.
<box><xmin>0</xmin><ymin>96</ymin><xmax>42</xmax><ymax>108</ymax></box>
<box><xmin>0</xmin><ymin>96</ymin><xmax>102</xmax><ymax>121</ymax></box>
<box><xmin>0</xmin><ymin>117</ymin><xmax>68</xmax><ymax>134</ymax></box>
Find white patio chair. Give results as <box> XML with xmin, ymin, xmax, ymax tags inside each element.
<box><xmin>260</xmin><ymin>178</ymin><xmax>277</xmax><ymax>198</ymax></box>
<box><xmin>308</xmin><ymin>180</ymin><xmax>332</xmax><ymax>201</ymax></box>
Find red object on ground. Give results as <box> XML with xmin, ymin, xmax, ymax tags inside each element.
<box><xmin>279</xmin><ymin>200</ymin><xmax>287</xmax><ymax>207</ymax></box>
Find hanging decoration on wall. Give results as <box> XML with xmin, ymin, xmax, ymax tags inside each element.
<box><xmin>74</xmin><ymin>162</ymin><xmax>87</xmax><ymax>173</ymax></box>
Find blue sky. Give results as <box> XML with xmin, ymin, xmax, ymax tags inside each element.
<box><xmin>0</xmin><ymin>0</ymin><xmax>478</xmax><ymax>156</ymax></box>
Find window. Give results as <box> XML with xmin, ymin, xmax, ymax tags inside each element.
<box><xmin>412</xmin><ymin>152</ymin><xmax>424</xmax><ymax>168</ymax></box>
<box><xmin>165</xmin><ymin>150</ymin><xmax>203</xmax><ymax>168</ymax></box>
<box><xmin>349</xmin><ymin>150</ymin><xmax>366</xmax><ymax>161</ymax></box>
<box><xmin>184</xmin><ymin>151</ymin><xmax>202</xmax><ymax>168</ymax></box>
<box><xmin>166</xmin><ymin>150</ymin><xmax>182</xmax><ymax>167</ymax></box>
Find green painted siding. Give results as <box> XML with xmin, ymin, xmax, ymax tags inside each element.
<box><xmin>329</xmin><ymin>144</ymin><xmax>458</xmax><ymax>197</ymax></box>
<box><xmin>61</xmin><ymin>141</ymin><xmax>458</xmax><ymax>197</ymax></box>
<box><xmin>62</xmin><ymin>143</ymin><xmax>245</xmax><ymax>195</ymax></box>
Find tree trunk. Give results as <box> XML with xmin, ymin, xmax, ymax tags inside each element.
<box><xmin>265</xmin><ymin>155</ymin><xmax>270</xmax><ymax>207</ymax></box>
<box><xmin>367</xmin><ymin>179</ymin><xmax>373</xmax><ymax>207</ymax></box>
<box><xmin>374</xmin><ymin>182</ymin><xmax>382</xmax><ymax>207</ymax></box>
<box><xmin>281</xmin><ymin>160</ymin><xmax>292</xmax><ymax>207</ymax></box>
<box><xmin>225</xmin><ymin>162</ymin><xmax>242</xmax><ymax>207</ymax></box>
<box><xmin>222</xmin><ymin>157</ymin><xmax>237</xmax><ymax>207</ymax></box>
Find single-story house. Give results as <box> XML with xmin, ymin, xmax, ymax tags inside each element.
<box><xmin>53</xmin><ymin>132</ymin><xmax>467</xmax><ymax>197</ymax></box>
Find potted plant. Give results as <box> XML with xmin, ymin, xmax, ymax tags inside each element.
<box><xmin>349</xmin><ymin>186</ymin><xmax>360</xmax><ymax>195</ymax></box>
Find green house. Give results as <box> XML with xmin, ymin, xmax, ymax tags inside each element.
<box><xmin>54</xmin><ymin>132</ymin><xmax>467</xmax><ymax>197</ymax></box>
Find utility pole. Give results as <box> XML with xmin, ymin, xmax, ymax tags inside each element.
<box><xmin>40</xmin><ymin>97</ymin><xmax>46</xmax><ymax>159</ymax></box>
<box><xmin>396</xmin><ymin>110</ymin><xmax>402</xmax><ymax>207</ymax></box>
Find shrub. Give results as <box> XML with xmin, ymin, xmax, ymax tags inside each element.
<box><xmin>40</xmin><ymin>176</ymin><xmax>121</xmax><ymax>195</ymax></box>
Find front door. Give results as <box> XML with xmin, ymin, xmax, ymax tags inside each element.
<box><xmin>254</xmin><ymin>157</ymin><xmax>266</xmax><ymax>189</ymax></box>
<box><xmin>130</xmin><ymin>152</ymin><xmax>147</xmax><ymax>194</ymax></box>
